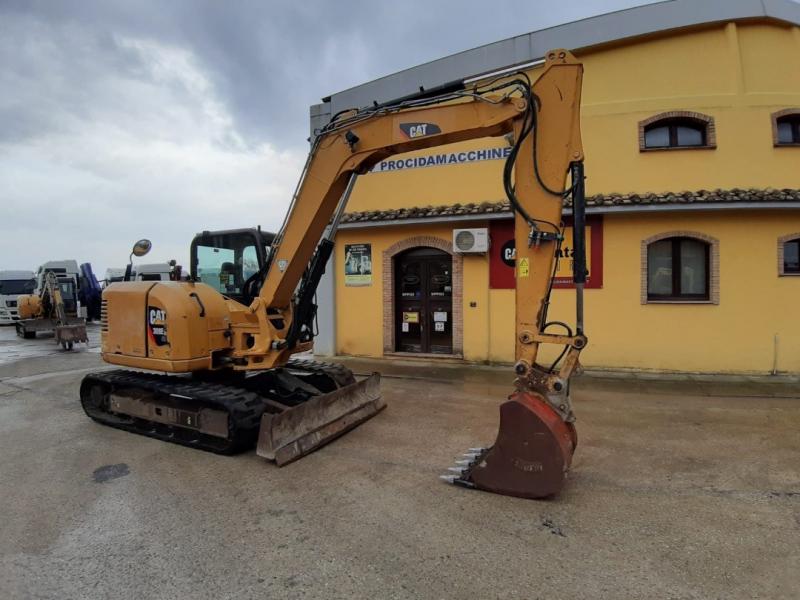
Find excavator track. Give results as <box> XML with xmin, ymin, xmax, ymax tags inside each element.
<box><xmin>80</xmin><ymin>370</ymin><xmax>266</xmax><ymax>454</ymax></box>
<box><xmin>285</xmin><ymin>357</ymin><xmax>356</xmax><ymax>388</ymax></box>
<box><xmin>80</xmin><ymin>360</ymin><xmax>382</xmax><ymax>462</ymax></box>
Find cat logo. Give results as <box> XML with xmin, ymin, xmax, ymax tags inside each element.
<box><xmin>147</xmin><ymin>306</ymin><xmax>169</xmax><ymax>347</ymax></box>
<box><xmin>148</xmin><ymin>308</ymin><xmax>166</xmax><ymax>324</ymax></box>
<box><xmin>399</xmin><ymin>122</ymin><xmax>442</xmax><ymax>139</ymax></box>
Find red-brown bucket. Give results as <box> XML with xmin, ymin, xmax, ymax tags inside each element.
<box><xmin>460</xmin><ymin>392</ymin><xmax>576</xmax><ymax>499</ymax></box>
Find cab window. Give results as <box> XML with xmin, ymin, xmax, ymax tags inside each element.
<box><xmin>0</xmin><ymin>279</ymin><xmax>34</xmax><ymax>295</ymax></box>
<box><xmin>197</xmin><ymin>245</ymin><xmax>238</xmax><ymax>295</ymax></box>
<box><xmin>242</xmin><ymin>245</ymin><xmax>259</xmax><ymax>281</ymax></box>
<box><xmin>59</xmin><ymin>282</ymin><xmax>75</xmax><ymax>299</ymax></box>
<box><xmin>193</xmin><ymin>231</ymin><xmax>267</xmax><ymax>301</ymax></box>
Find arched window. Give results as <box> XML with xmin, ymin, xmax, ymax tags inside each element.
<box><xmin>641</xmin><ymin>232</ymin><xmax>719</xmax><ymax>304</ymax></box>
<box><xmin>638</xmin><ymin>111</ymin><xmax>716</xmax><ymax>151</ymax></box>
<box><xmin>647</xmin><ymin>237</ymin><xmax>709</xmax><ymax>300</ymax></box>
<box><xmin>645</xmin><ymin>119</ymin><xmax>705</xmax><ymax>148</ymax></box>
<box><xmin>778</xmin><ymin>234</ymin><xmax>800</xmax><ymax>276</ymax></box>
<box><xmin>772</xmin><ymin>109</ymin><xmax>800</xmax><ymax>146</ymax></box>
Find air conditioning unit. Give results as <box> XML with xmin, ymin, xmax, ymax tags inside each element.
<box><xmin>453</xmin><ymin>228</ymin><xmax>489</xmax><ymax>254</ymax></box>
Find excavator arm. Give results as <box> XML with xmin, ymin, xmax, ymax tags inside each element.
<box><xmin>255</xmin><ymin>49</ymin><xmax>586</xmax><ymax>497</ymax></box>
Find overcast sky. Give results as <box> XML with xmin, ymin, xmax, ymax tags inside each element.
<box><xmin>0</xmin><ymin>0</ymin><xmax>664</xmax><ymax>277</ymax></box>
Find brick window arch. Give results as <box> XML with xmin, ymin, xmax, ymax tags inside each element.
<box><xmin>778</xmin><ymin>232</ymin><xmax>800</xmax><ymax>276</ymax></box>
<box><xmin>641</xmin><ymin>231</ymin><xmax>719</xmax><ymax>304</ymax></box>
<box><xmin>638</xmin><ymin>111</ymin><xmax>716</xmax><ymax>151</ymax></box>
<box><xmin>382</xmin><ymin>235</ymin><xmax>463</xmax><ymax>356</ymax></box>
<box><xmin>771</xmin><ymin>109</ymin><xmax>800</xmax><ymax>146</ymax></box>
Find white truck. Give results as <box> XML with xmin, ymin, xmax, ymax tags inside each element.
<box><xmin>34</xmin><ymin>261</ymin><xmax>80</xmax><ymax>296</ymax></box>
<box><xmin>103</xmin><ymin>268</ymin><xmax>127</xmax><ymax>286</ymax></box>
<box><xmin>103</xmin><ymin>263</ymin><xmax>177</xmax><ymax>287</ymax></box>
<box><xmin>135</xmin><ymin>262</ymin><xmax>174</xmax><ymax>282</ymax></box>
<box><xmin>0</xmin><ymin>270</ymin><xmax>36</xmax><ymax>324</ymax></box>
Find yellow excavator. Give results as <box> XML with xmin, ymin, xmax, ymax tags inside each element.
<box><xmin>17</xmin><ymin>270</ymin><xmax>89</xmax><ymax>350</ymax></box>
<box><xmin>81</xmin><ymin>49</ymin><xmax>587</xmax><ymax>499</ymax></box>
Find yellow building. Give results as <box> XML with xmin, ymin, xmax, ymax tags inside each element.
<box><xmin>311</xmin><ymin>0</ymin><xmax>800</xmax><ymax>374</ymax></box>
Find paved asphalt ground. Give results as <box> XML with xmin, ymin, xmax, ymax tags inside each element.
<box><xmin>0</xmin><ymin>323</ymin><xmax>798</xmax><ymax>599</ymax></box>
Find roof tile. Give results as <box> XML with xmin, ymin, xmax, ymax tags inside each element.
<box><xmin>341</xmin><ymin>188</ymin><xmax>800</xmax><ymax>224</ymax></box>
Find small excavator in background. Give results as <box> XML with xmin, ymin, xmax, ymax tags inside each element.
<box><xmin>17</xmin><ymin>270</ymin><xmax>88</xmax><ymax>350</ymax></box>
<box><xmin>81</xmin><ymin>49</ymin><xmax>587</xmax><ymax>499</ymax></box>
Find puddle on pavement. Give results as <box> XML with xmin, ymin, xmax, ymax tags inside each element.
<box><xmin>92</xmin><ymin>463</ymin><xmax>130</xmax><ymax>483</ymax></box>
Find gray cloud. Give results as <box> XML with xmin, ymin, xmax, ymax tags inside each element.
<box><xmin>3</xmin><ymin>0</ymin><xmax>667</xmax><ymax>146</ymax></box>
<box><xmin>0</xmin><ymin>0</ymin><xmax>664</xmax><ymax>275</ymax></box>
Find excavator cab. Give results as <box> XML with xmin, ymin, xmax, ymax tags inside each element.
<box><xmin>57</xmin><ymin>277</ymin><xmax>80</xmax><ymax>314</ymax></box>
<box><xmin>190</xmin><ymin>228</ymin><xmax>274</xmax><ymax>306</ymax></box>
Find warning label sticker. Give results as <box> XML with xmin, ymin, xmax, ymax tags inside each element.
<box><xmin>518</xmin><ymin>258</ymin><xmax>530</xmax><ymax>278</ymax></box>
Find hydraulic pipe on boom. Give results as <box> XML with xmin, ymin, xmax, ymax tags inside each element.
<box><xmin>571</xmin><ymin>161</ymin><xmax>587</xmax><ymax>335</ymax></box>
<box><xmin>282</xmin><ymin>173</ymin><xmax>358</xmax><ymax>350</ymax></box>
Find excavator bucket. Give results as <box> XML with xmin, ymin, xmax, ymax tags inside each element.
<box><xmin>257</xmin><ymin>373</ymin><xmax>384</xmax><ymax>466</ymax></box>
<box><xmin>442</xmin><ymin>391</ymin><xmax>577</xmax><ymax>499</ymax></box>
<box><xmin>55</xmin><ymin>320</ymin><xmax>89</xmax><ymax>350</ymax></box>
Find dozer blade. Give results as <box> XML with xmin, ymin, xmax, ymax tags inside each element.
<box><xmin>442</xmin><ymin>391</ymin><xmax>577</xmax><ymax>499</ymax></box>
<box><xmin>257</xmin><ymin>373</ymin><xmax>384</xmax><ymax>466</ymax></box>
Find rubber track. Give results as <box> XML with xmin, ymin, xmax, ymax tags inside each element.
<box><xmin>285</xmin><ymin>358</ymin><xmax>356</xmax><ymax>387</ymax></box>
<box><xmin>80</xmin><ymin>370</ymin><xmax>265</xmax><ymax>455</ymax></box>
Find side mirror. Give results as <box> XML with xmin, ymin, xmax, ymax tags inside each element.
<box><xmin>124</xmin><ymin>239</ymin><xmax>153</xmax><ymax>282</ymax></box>
<box><xmin>132</xmin><ymin>239</ymin><xmax>152</xmax><ymax>258</ymax></box>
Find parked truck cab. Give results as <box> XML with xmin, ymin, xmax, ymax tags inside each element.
<box><xmin>34</xmin><ymin>261</ymin><xmax>80</xmax><ymax>296</ymax></box>
<box><xmin>0</xmin><ymin>271</ymin><xmax>35</xmax><ymax>324</ymax></box>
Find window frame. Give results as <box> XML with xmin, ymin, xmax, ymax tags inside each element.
<box><xmin>641</xmin><ymin>231</ymin><xmax>720</xmax><ymax>305</ymax></box>
<box><xmin>772</xmin><ymin>109</ymin><xmax>800</xmax><ymax>147</ymax></box>
<box><xmin>646</xmin><ymin>237</ymin><xmax>711</xmax><ymax>301</ymax></box>
<box><xmin>644</xmin><ymin>119</ymin><xmax>706</xmax><ymax>149</ymax></box>
<box><xmin>778</xmin><ymin>233</ymin><xmax>800</xmax><ymax>276</ymax></box>
<box><xmin>638</xmin><ymin>111</ymin><xmax>716</xmax><ymax>152</ymax></box>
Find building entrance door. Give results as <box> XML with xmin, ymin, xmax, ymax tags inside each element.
<box><xmin>394</xmin><ymin>248</ymin><xmax>453</xmax><ymax>354</ymax></box>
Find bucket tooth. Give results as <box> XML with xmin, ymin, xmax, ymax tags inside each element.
<box><xmin>439</xmin><ymin>474</ymin><xmax>476</xmax><ymax>489</ymax></box>
<box><xmin>256</xmin><ymin>373</ymin><xmax>384</xmax><ymax>466</ymax></box>
<box><xmin>455</xmin><ymin>392</ymin><xmax>577</xmax><ymax>499</ymax></box>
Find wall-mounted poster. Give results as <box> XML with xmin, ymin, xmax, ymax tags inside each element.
<box><xmin>344</xmin><ymin>243</ymin><xmax>373</xmax><ymax>286</ymax></box>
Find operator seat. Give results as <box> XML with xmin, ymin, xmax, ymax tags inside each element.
<box><xmin>219</xmin><ymin>262</ymin><xmax>238</xmax><ymax>295</ymax></box>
